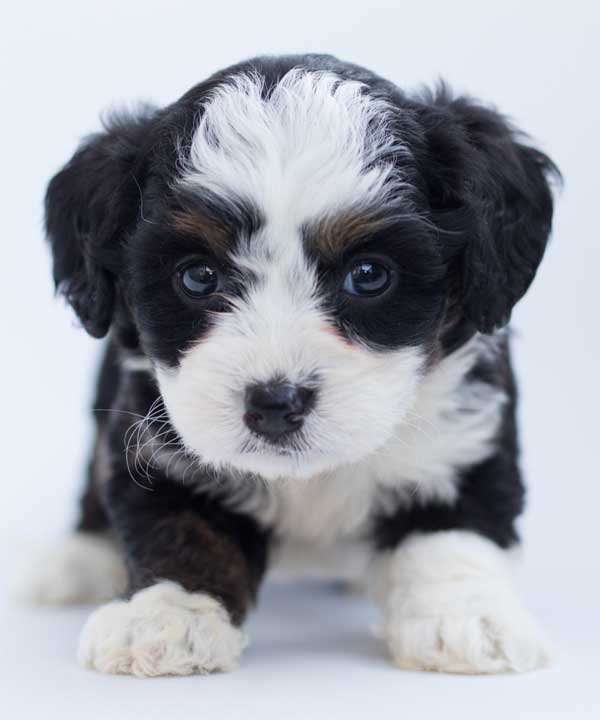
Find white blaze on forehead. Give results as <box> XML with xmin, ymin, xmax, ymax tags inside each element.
<box><xmin>178</xmin><ymin>69</ymin><xmax>408</xmax><ymax>224</ymax></box>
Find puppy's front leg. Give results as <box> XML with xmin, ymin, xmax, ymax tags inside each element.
<box><xmin>79</xmin><ymin>473</ymin><xmax>270</xmax><ymax>677</ymax></box>
<box><xmin>373</xmin><ymin>530</ymin><xmax>551</xmax><ymax>674</ymax></box>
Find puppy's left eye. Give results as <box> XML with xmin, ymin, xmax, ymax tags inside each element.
<box><xmin>179</xmin><ymin>263</ymin><xmax>219</xmax><ymax>298</ymax></box>
<box><xmin>343</xmin><ymin>261</ymin><xmax>392</xmax><ymax>297</ymax></box>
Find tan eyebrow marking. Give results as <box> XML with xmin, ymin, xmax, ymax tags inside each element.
<box><xmin>170</xmin><ymin>209</ymin><xmax>232</xmax><ymax>253</ymax></box>
<box><xmin>307</xmin><ymin>209</ymin><xmax>392</xmax><ymax>260</ymax></box>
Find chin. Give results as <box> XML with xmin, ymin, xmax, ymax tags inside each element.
<box><xmin>228</xmin><ymin>451</ymin><xmax>338</xmax><ymax>481</ymax></box>
<box><xmin>35</xmin><ymin>53</ymin><xmax>559</xmax><ymax>677</ymax></box>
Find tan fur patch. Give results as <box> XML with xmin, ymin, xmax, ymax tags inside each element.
<box><xmin>308</xmin><ymin>210</ymin><xmax>390</xmax><ymax>259</ymax></box>
<box><xmin>171</xmin><ymin>209</ymin><xmax>231</xmax><ymax>253</ymax></box>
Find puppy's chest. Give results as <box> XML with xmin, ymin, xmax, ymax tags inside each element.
<box><xmin>259</xmin><ymin>471</ymin><xmax>381</xmax><ymax>582</ymax></box>
<box><xmin>252</xmin><ymin>452</ymin><xmax>455</xmax><ymax>581</ymax></box>
<box><xmin>267</xmin><ymin>470</ymin><xmax>380</xmax><ymax>542</ymax></box>
<box><xmin>251</xmin><ymin>446</ymin><xmax>457</xmax><ymax>544</ymax></box>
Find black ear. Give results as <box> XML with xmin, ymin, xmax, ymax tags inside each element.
<box><xmin>419</xmin><ymin>87</ymin><xmax>561</xmax><ymax>333</ymax></box>
<box><xmin>45</xmin><ymin>109</ymin><xmax>158</xmax><ymax>337</ymax></box>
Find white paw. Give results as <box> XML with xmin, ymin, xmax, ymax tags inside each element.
<box><xmin>17</xmin><ymin>532</ymin><xmax>127</xmax><ymax>605</ymax></box>
<box><xmin>381</xmin><ymin>583</ymin><xmax>552</xmax><ymax>674</ymax></box>
<box><xmin>374</xmin><ymin>531</ymin><xmax>553</xmax><ymax>674</ymax></box>
<box><xmin>78</xmin><ymin>582</ymin><xmax>247</xmax><ymax>676</ymax></box>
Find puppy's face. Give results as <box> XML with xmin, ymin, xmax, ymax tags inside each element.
<box><xmin>130</xmin><ymin>72</ymin><xmax>446</xmax><ymax>479</ymax></box>
<box><xmin>45</xmin><ymin>56</ymin><xmax>557</xmax><ymax>481</ymax></box>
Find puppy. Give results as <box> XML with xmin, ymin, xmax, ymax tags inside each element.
<box><xmin>33</xmin><ymin>54</ymin><xmax>559</xmax><ymax>676</ymax></box>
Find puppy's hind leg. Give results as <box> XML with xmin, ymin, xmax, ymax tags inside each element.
<box><xmin>19</xmin><ymin>440</ymin><xmax>127</xmax><ymax>605</ymax></box>
<box><xmin>20</xmin><ymin>529</ymin><xmax>127</xmax><ymax>606</ymax></box>
<box><xmin>19</xmin><ymin>343</ymin><xmax>127</xmax><ymax>605</ymax></box>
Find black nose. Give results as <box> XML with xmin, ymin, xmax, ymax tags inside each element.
<box><xmin>244</xmin><ymin>382</ymin><xmax>315</xmax><ymax>439</ymax></box>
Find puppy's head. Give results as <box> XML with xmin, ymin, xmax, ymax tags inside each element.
<box><xmin>46</xmin><ymin>55</ymin><xmax>559</xmax><ymax>480</ymax></box>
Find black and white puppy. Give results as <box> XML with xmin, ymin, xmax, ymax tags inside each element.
<box><xmin>33</xmin><ymin>54</ymin><xmax>559</xmax><ymax>676</ymax></box>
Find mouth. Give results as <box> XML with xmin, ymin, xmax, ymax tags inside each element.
<box><xmin>239</xmin><ymin>432</ymin><xmax>308</xmax><ymax>457</ymax></box>
<box><xmin>231</xmin><ymin>443</ymin><xmax>330</xmax><ymax>481</ymax></box>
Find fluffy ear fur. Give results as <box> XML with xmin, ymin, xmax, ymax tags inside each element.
<box><xmin>45</xmin><ymin>109</ymin><xmax>158</xmax><ymax>337</ymax></box>
<box><xmin>419</xmin><ymin>87</ymin><xmax>561</xmax><ymax>333</ymax></box>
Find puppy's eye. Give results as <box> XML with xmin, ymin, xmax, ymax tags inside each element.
<box><xmin>343</xmin><ymin>261</ymin><xmax>392</xmax><ymax>297</ymax></box>
<box><xmin>179</xmin><ymin>263</ymin><xmax>219</xmax><ymax>298</ymax></box>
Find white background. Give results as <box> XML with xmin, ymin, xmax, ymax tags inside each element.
<box><xmin>1</xmin><ymin>1</ymin><xmax>599</xmax><ymax>718</ymax></box>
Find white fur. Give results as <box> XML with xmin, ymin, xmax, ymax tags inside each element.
<box><xmin>78</xmin><ymin>581</ymin><xmax>247</xmax><ymax>676</ymax></box>
<box><xmin>179</xmin><ymin>69</ymin><xmax>409</xmax><ymax>222</ymax></box>
<box><xmin>18</xmin><ymin>532</ymin><xmax>127</xmax><ymax>605</ymax></box>
<box><xmin>372</xmin><ymin>531</ymin><xmax>552</xmax><ymax>674</ymax></box>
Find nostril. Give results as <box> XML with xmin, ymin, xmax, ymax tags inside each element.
<box><xmin>244</xmin><ymin>410</ymin><xmax>264</xmax><ymax>427</ymax></box>
<box><xmin>283</xmin><ymin>411</ymin><xmax>304</xmax><ymax>429</ymax></box>
<box><xmin>287</xmin><ymin>387</ymin><xmax>315</xmax><ymax>416</ymax></box>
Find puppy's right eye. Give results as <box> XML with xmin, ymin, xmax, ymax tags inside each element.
<box><xmin>342</xmin><ymin>260</ymin><xmax>393</xmax><ymax>297</ymax></box>
<box><xmin>179</xmin><ymin>263</ymin><xmax>219</xmax><ymax>298</ymax></box>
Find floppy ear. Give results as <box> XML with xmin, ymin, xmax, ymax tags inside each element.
<box><xmin>45</xmin><ymin>109</ymin><xmax>158</xmax><ymax>337</ymax></box>
<box><xmin>419</xmin><ymin>88</ymin><xmax>561</xmax><ymax>334</ymax></box>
